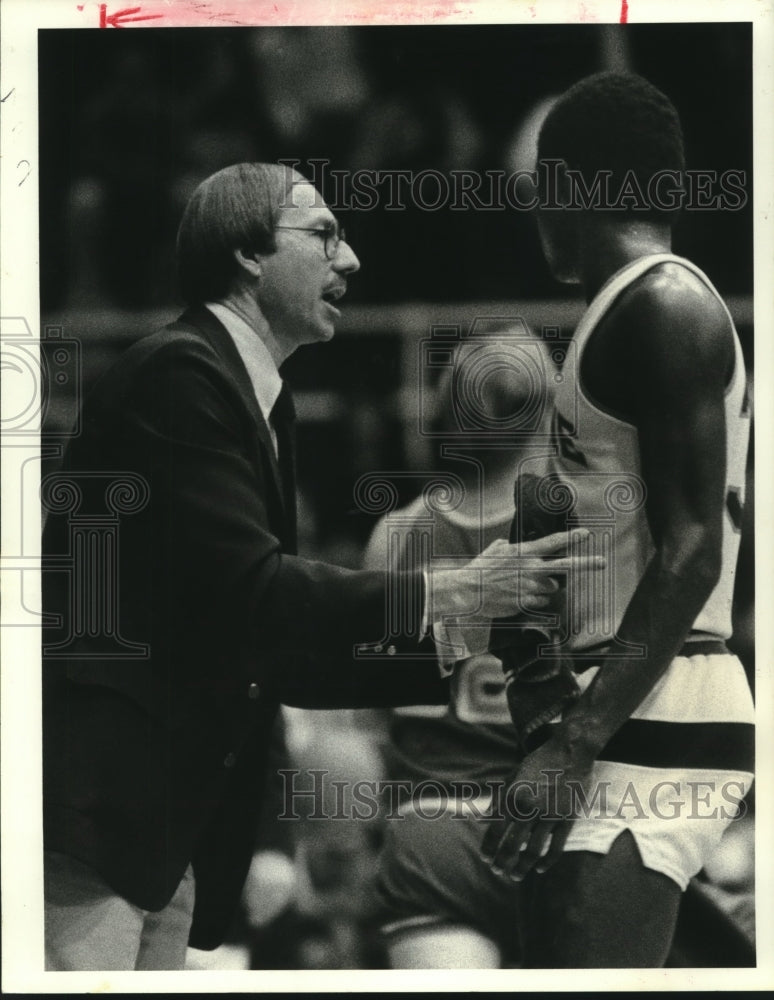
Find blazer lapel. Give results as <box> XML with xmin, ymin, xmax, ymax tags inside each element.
<box><xmin>173</xmin><ymin>306</ymin><xmax>291</xmax><ymax>541</ymax></box>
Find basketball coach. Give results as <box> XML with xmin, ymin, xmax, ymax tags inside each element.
<box><xmin>41</xmin><ymin>163</ymin><xmax>594</xmax><ymax>970</ymax></box>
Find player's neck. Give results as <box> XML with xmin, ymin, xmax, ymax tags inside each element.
<box><xmin>579</xmin><ymin>219</ymin><xmax>672</xmax><ymax>302</ymax></box>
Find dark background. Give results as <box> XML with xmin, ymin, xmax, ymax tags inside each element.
<box><xmin>39</xmin><ymin>23</ymin><xmax>752</xmax><ymax>309</ymax></box>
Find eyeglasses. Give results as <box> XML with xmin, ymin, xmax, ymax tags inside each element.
<box><xmin>274</xmin><ymin>223</ymin><xmax>347</xmax><ymax>260</ymax></box>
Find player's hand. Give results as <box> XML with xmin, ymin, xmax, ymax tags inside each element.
<box><xmin>480</xmin><ymin>737</ymin><xmax>595</xmax><ymax>881</ymax></box>
<box><xmin>431</xmin><ymin>527</ymin><xmax>602</xmax><ymax>622</ymax></box>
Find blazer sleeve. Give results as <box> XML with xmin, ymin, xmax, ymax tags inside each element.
<box><xmin>95</xmin><ymin>335</ymin><xmax>447</xmax><ymax>708</ymax></box>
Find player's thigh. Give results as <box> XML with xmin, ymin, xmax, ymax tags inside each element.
<box><xmin>525</xmin><ymin>829</ymin><xmax>682</xmax><ymax>968</ymax></box>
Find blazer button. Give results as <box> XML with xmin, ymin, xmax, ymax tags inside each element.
<box><xmin>224</xmin><ymin>752</ymin><xmax>237</xmax><ymax>768</ymax></box>
<box><xmin>248</xmin><ymin>683</ymin><xmax>261</xmax><ymax>700</ymax></box>
<box><xmin>387</xmin><ymin>645</ymin><xmax>397</xmax><ymax>656</ymax></box>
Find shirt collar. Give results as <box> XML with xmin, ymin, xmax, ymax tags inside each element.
<box><xmin>204</xmin><ymin>301</ymin><xmax>283</xmax><ymax>425</ymax></box>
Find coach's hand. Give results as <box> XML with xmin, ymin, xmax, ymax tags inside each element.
<box><xmin>431</xmin><ymin>528</ymin><xmax>601</xmax><ymax>622</ymax></box>
<box><xmin>480</xmin><ymin>737</ymin><xmax>595</xmax><ymax>881</ymax></box>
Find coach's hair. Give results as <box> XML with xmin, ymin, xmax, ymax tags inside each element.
<box><xmin>176</xmin><ymin>163</ymin><xmax>305</xmax><ymax>305</ymax></box>
<box><xmin>538</xmin><ymin>71</ymin><xmax>685</xmax><ymax>215</ymax></box>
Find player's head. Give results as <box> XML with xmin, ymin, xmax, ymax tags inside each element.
<box><xmin>177</xmin><ymin>162</ymin><xmax>359</xmax><ymax>350</ymax></box>
<box><xmin>536</xmin><ymin>72</ymin><xmax>685</xmax><ymax>280</ymax></box>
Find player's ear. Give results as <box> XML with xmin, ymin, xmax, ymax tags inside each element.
<box><xmin>234</xmin><ymin>248</ymin><xmax>261</xmax><ymax>280</ymax></box>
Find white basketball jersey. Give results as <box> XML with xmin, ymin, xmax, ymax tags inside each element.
<box><xmin>532</xmin><ymin>253</ymin><xmax>749</xmax><ymax>651</ymax></box>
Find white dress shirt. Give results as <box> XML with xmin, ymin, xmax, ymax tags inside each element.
<box><xmin>204</xmin><ymin>301</ymin><xmax>283</xmax><ymax>456</ymax></box>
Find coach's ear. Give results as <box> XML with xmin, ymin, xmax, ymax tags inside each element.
<box><xmin>234</xmin><ymin>248</ymin><xmax>261</xmax><ymax>281</ymax></box>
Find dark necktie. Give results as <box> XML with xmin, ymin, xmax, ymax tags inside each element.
<box><xmin>270</xmin><ymin>382</ymin><xmax>297</xmax><ymax>551</ymax></box>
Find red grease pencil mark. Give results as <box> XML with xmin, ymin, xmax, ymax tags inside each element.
<box><xmin>620</xmin><ymin>0</ymin><xmax>629</xmax><ymax>22</ymax></box>
<box><xmin>83</xmin><ymin>1</ymin><xmax>475</xmax><ymax>28</ymax></box>
<box><xmin>578</xmin><ymin>1</ymin><xmax>595</xmax><ymax>21</ymax></box>
<box><xmin>98</xmin><ymin>4</ymin><xmax>164</xmax><ymax>28</ymax></box>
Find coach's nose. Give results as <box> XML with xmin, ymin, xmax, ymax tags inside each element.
<box><xmin>333</xmin><ymin>238</ymin><xmax>360</xmax><ymax>275</ymax></box>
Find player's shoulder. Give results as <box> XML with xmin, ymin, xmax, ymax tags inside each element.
<box><xmin>609</xmin><ymin>259</ymin><xmax>734</xmax><ymax>369</ymax></box>
<box><xmin>614</xmin><ymin>260</ymin><xmax>729</xmax><ymax>336</ymax></box>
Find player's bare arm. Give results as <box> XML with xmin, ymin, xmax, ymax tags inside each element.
<box><xmin>482</xmin><ymin>264</ymin><xmax>737</xmax><ymax>879</ymax></box>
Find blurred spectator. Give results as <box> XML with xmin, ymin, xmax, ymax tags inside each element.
<box><xmin>246</xmin><ymin>708</ymin><xmax>389</xmax><ymax>969</ymax></box>
<box><xmin>363</xmin><ymin>327</ymin><xmax>554</xmax><ymax>969</ymax></box>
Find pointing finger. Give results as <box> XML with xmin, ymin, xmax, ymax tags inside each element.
<box><xmin>515</xmin><ymin>528</ymin><xmax>591</xmax><ymax>558</ymax></box>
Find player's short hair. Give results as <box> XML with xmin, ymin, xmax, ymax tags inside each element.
<box><xmin>537</xmin><ymin>71</ymin><xmax>685</xmax><ymax>215</ymax></box>
<box><xmin>176</xmin><ymin>162</ymin><xmax>304</xmax><ymax>305</ymax></box>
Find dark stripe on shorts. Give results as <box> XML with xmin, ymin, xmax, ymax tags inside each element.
<box><xmin>570</xmin><ymin>639</ymin><xmax>729</xmax><ymax>671</ymax></box>
<box><xmin>679</xmin><ymin>640</ymin><xmax>730</xmax><ymax>657</ymax></box>
<box><xmin>597</xmin><ymin>720</ymin><xmax>754</xmax><ymax>772</ymax></box>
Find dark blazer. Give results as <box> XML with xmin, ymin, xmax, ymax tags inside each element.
<box><xmin>42</xmin><ymin>305</ymin><xmax>448</xmax><ymax>949</ymax></box>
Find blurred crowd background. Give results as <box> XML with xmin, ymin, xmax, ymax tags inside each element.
<box><xmin>38</xmin><ymin>22</ymin><xmax>755</xmax><ymax>970</ymax></box>
<box><xmin>40</xmin><ymin>23</ymin><xmax>752</xmax><ymax>310</ymax></box>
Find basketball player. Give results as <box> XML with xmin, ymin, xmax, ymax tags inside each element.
<box><xmin>365</xmin><ymin>331</ymin><xmax>555</xmax><ymax>968</ymax></box>
<box><xmin>481</xmin><ymin>72</ymin><xmax>755</xmax><ymax>967</ymax></box>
